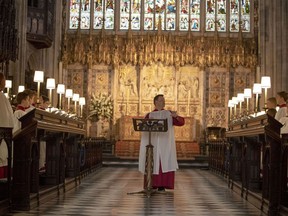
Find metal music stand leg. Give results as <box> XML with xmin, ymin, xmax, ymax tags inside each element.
<box><xmin>127</xmin><ymin>130</ymin><xmax>157</xmax><ymax>197</ymax></box>
<box><xmin>128</xmin><ymin>118</ymin><xmax>168</xmax><ymax>197</ymax></box>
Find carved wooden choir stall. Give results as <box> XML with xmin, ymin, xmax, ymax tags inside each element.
<box><xmin>209</xmin><ymin>114</ymin><xmax>288</xmax><ymax>216</ymax></box>
<box><xmin>0</xmin><ymin>109</ymin><xmax>104</xmax><ymax>213</ymax></box>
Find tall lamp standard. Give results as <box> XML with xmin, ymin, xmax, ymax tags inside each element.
<box><xmin>72</xmin><ymin>93</ymin><xmax>80</xmax><ymax>115</ymax></box>
<box><xmin>261</xmin><ymin>76</ymin><xmax>271</xmax><ymax>109</ymax></box>
<box><xmin>5</xmin><ymin>80</ymin><xmax>12</xmax><ymax>99</ymax></box>
<box><xmin>237</xmin><ymin>93</ymin><xmax>245</xmax><ymax>116</ymax></box>
<box><xmin>65</xmin><ymin>89</ymin><xmax>73</xmax><ymax>112</ymax></box>
<box><xmin>57</xmin><ymin>84</ymin><xmax>65</xmax><ymax>110</ymax></box>
<box><xmin>228</xmin><ymin>99</ymin><xmax>234</xmax><ymax>121</ymax></box>
<box><xmin>18</xmin><ymin>85</ymin><xmax>25</xmax><ymax>93</ymax></box>
<box><xmin>79</xmin><ymin>97</ymin><xmax>86</xmax><ymax>118</ymax></box>
<box><xmin>244</xmin><ymin>88</ymin><xmax>252</xmax><ymax>114</ymax></box>
<box><xmin>34</xmin><ymin>70</ymin><xmax>44</xmax><ymax>103</ymax></box>
<box><xmin>46</xmin><ymin>78</ymin><xmax>55</xmax><ymax>103</ymax></box>
<box><xmin>253</xmin><ymin>83</ymin><xmax>262</xmax><ymax>113</ymax></box>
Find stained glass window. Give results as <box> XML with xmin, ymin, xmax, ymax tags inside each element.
<box><xmin>68</xmin><ymin>0</ymin><xmax>251</xmax><ymax>33</ymax></box>
<box><xmin>179</xmin><ymin>0</ymin><xmax>189</xmax><ymax>31</ymax></box>
<box><xmin>190</xmin><ymin>0</ymin><xmax>200</xmax><ymax>31</ymax></box>
<box><xmin>230</xmin><ymin>0</ymin><xmax>239</xmax><ymax>32</ymax></box>
<box><xmin>206</xmin><ymin>0</ymin><xmax>216</xmax><ymax>31</ymax></box>
<box><xmin>81</xmin><ymin>0</ymin><xmax>91</xmax><ymax>29</ymax></box>
<box><xmin>94</xmin><ymin>0</ymin><xmax>104</xmax><ymax>29</ymax></box>
<box><xmin>154</xmin><ymin>0</ymin><xmax>165</xmax><ymax>30</ymax></box>
<box><xmin>69</xmin><ymin>0</ymin><xmax>81</xmax><ymax>29</ymax></box>
<box><xmin>144</xmin><ymin>0</ymin><xmax>154</xmax><ymax>30</ymax></box>
<box><xmin>131</xmin><ymin>0</ymin><xmax>141</xmax><ymax>30</ymax></box>
<box><xmin>166</xmin><ymin>0</ymin><xmax>176</xmax><ymax>31</ymax></box>
<box><xmin>105</xmin><ymin>0</ymin><xmax>115</xmax><ymax>29</ymax></box>
<box><xmin>241</xmin><ymin>0</ymin><xmax>250</xmax><ymax>32</ymax></box>
<box><xmin>216</xmin><ymin>0</ymin><xmax>226</xmax><ymax>32</ymax></box>
<box><xmin>120</xmin><ymin>0</ymin><xmax>130</xmax><ymax>30</ymax></box>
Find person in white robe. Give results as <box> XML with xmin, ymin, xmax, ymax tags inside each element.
<box><xmin>0</xmin><ymin>72</ymin><xmax>15</xmax><ymax>179</ymax></box>
<box><xmin>138</xmin><ymin>94</ymin><xmax>185</xmax><ymax>191</ymax></box>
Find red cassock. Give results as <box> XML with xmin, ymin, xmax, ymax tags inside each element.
<box><xmin>144</xmin><ymin>109</ymin><xmax>185</xmax><ymax>189</ymax></box>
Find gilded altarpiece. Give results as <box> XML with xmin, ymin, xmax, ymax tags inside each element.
<box><xmin>61</xmin><ymin>27</ymin><xmax>258</xmax><ymax>158</ymax></box>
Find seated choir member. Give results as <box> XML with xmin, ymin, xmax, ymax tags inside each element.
<box><xmin>0</xmin><ymin>73</ymin><xmax>15</xmax><ymax>179</ymax></box>
<box><xmin>138</xmin><ymin>94</ymin><xmax>185</xmax><ymax>192</ymax></box>
<box><xmin>38</xmin><ymin>95</ymin><xmax>50</xmax><ymax>110</ymax></box>
<box><xmin>266</xmin><ymin>97</ymin><xmax>277</xmax><ymax>118</ymax></box>
<box><xmin>275</xmin><ymin>91</ymin><xmax>287</xmax><ymax>121</ymax></box>
<box><xmin>13</xmin><ymin>91</ymin><xmax>30</xmax><ymax>134</ymax></box>
<box><xmin>23</xmin><ymin>89</ymin><xmax>37</xmax><ymax>112</ymax></box>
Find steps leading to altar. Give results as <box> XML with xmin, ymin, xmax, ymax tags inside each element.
<box><xmin>103</xmin><ymin>153</ymin><xmax>208</xmax><ymax>168</ymax></box>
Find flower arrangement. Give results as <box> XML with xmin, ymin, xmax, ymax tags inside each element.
<box><xmin>88</xmin><ymin>93</ymin><xmax>113</xmax><ymax>122</ymax></box>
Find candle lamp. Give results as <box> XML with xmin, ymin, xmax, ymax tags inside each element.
<box><xmin>57</xmin><ymin>84</ymin><xmax>65</xmax><ymax>110</ymax></box>
<box><xmin>65</xmin><ymin>89</ymin><xmax>73</xmax><ymax>112</ymax></box>
<box><xmin>18</xmin><ymin>85</ymin><xmax>25</xmax><ymax>93</ymax></box>
<box><xmin>72</xmin><ymin>93</ymin><xmax>80</xmax><ymax>115</ymax></box>
<box><xmin>34</xmin><ymin>71</ymin><xmax>44</xmax><ymax>103</ymax></box>
<box><xmin>228</xmin><ymin>99</ymin><xmax>234</xmax><ymax>121</ymax></box>
<box><xmin>244</xmin><ymin>88</ymin><xmax>252</xmax><ymax>113</ymax></box>
<box><xmin>5</xmin><ymin>80</ymin><xmax>12</xmax><ymax>98</ymax></box>
<box><xmin>232</xmin><ymin>96</ymin><xmax>239</xmax><ymax>117</ymax></box>
<box><xmin>261</xmin><ymin>76</ymin><xmax>271</xmax><ymax>109</ymax></box>
<box><xmin>253</xmin><ymin>83</ymin><xmax>262</xmax><ymax>113</ymax></box>
<box><xmin>237</xmin><ymin>93</ymin><xmax>245</xmax><ymax>115</ymax></box>
<box><xmin>79</xmin><ymin>97</ymin><xmax>86</xmax><ymax>117</ymax></box>
<box><xmin>46</xmin><ymin>78</ymin><xmax>55</xmax><ymax>103</ymax></box>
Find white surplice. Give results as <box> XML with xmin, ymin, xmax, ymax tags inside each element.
<box><xmin>0</xmin><ymin>91</ymin><xmax>14</xmax><ymax>168</ymax></box>
<box><xmin>138</xmin><ymin>110</ymin><xmax>178</xmax><ymax>175</ymax></box>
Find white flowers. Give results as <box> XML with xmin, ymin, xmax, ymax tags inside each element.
<box><xmin>88</xmin><ymin>93</ymin><xmax>113</xmax><ymax>122</ymax></box>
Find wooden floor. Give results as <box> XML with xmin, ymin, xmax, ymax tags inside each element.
<box><xmin>6</xmin><ymin>165</ymin><xmax>265</xmax><ymax>216</ymax></box>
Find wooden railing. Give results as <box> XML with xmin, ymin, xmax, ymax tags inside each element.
<box><xmin>0</xmin><ymin>109</ymin><xmax>104</xmax><ymax>212</ymax></box>
<box><xmin>209</xmin><ymin>114</ymin><xmax>288</xmax><ymax>216</ymax></box>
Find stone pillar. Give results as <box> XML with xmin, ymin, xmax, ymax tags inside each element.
<box><xmin>259</xmin><ymin>0</ymin><xmax>288</xmax><ymax>95</ymax></box>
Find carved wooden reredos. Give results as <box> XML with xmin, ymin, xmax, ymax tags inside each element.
<box><xmin>62</xmin><ymin>27</ymin><xmax>257</xmax><ymax>139</ymax></box>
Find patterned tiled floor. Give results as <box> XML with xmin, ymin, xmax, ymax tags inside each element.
<box><xmin>7</xmin><ymin>167</ymin><xmax>264</xmax><ymax>216</ymax></box>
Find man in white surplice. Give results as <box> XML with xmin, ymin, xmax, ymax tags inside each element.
<box><xmin>138</xmin><ymin>94</ymin><xmax>185</xmax><ymax>191</ymax></box>
<box><xmin>0</xmin><ymin>73</ymin><xmax>15</xmax><ymax>179</ymax></box>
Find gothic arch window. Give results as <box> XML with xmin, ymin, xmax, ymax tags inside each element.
<box><xmin>68</xmin><ymin>0</ymin><xmax>251</xmax><ymax>33</ymax></box>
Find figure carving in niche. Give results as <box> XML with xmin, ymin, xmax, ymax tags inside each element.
<box><xmin>126</xmin><ymin>78</ymin><xmax>137</xmax><ymax>97</ymax></box>
<box><xmin>119</xmin><ymin>72</ymin><xmax>126</xmax><ymax>98</ymax></box>
<box><xmin>72</xmin><ymin>73</ymin><xmax>82</xmax><ymax>85</ymax></box>
<box><xmin>192</xmin><ymin>77</ymin><xmax>199</xmax><ymax>98</ymax></box>
<box><xmin>74</xmin><ymin>41</ymin><xmax>84</xmax><ymax>63</ymax></box>
<box><xmin>178</xmin><ymin>81</ymin><xmax>188</xmax><ymax>99</ymax></box>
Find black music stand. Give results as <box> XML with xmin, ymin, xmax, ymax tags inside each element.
<box><xmin>127</xmin><ymin>118</ymin><xmax>168</xmax><ymax>197</ymax></box>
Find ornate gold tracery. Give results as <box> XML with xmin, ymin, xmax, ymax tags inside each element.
<box><xmin>61</xmin><ymin>28</ymin><xmax>257</xmax><ymax>70</ymax></box>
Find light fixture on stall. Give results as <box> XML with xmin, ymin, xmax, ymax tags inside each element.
<box><xmin>261</xmin><ymin>76</ymin><xmax>271</xmax><ymax>108</ymax></box>
<box><xmin>232</xmin><ymin>96</ymin><xmax>239</xmax><ymax>117</ymax></box>
<box><xmin>5</xmin><ymin>80</ymin><xmax>12</xmax><ymax>98</ymax></box>
<box><xmin>65</xmin><ymin>89</ymin><xmax>73</xmax><ymax>112</ymax></box>
<box><xmin>33</xmin><ymin>70</ymin><xmax>44</xmax><ymax>103</ymax></box>
<box><xmin>18</xmin><ymin>85</ymin><xmax>25</xmax><ymax>93</ymax></box>
<box><xmin>57</xmin><ymin>84</ymin><xmax>65</xmax><ymax>110</ymax></box>
<box><xmin>46</xmin><ymin>78</ymin><xmax>55</xmax><ymax>103</ymax></box>
<box><xmin>79</xmin><ymin>97</ymin><xmax>86</xmax><ymax>117</ymax></box>
<box><xmin>72</xmin><ymin>93</ymin><xmax>80</xmax><ymax>115</ymax></box>
<box><xmin>244</xmin><ymin>88</ymin><xmax>252</xmax><ymax>113</ymax></box>
<box><xmin>237</xmin><ymin>93</ymin><xmax>245</xmax><ymax>115</ymax></box>
<box><xmin>228</xmin><ymin>99</ymin><xmax>234</xmax><ymax>121</ymax></box>
<box><xmin>253</xmin><ymin>83</ymin><xmax>262</xmax><ymax>113</ymax></box>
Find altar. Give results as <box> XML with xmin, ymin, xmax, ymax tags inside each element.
<box><xmin>115</xmin><ymin>115</ymin><xmax>200</xmax><ymax>159</ymax></box>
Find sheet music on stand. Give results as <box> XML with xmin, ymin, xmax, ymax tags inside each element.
<box><xmin>128</xmin><ymin>118</ymin><xmax>168</xmax><ymax>197</ymax></box>
<box><xmin>133</xmin><ymin>118</ymin><xmax>168</xmax><ymax>133</ymax></box>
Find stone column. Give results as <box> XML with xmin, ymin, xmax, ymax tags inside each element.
<box><xmin>259</xmin><ymin>0</ymin><xmax>288</xmax><ymax>95</ymax></box>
